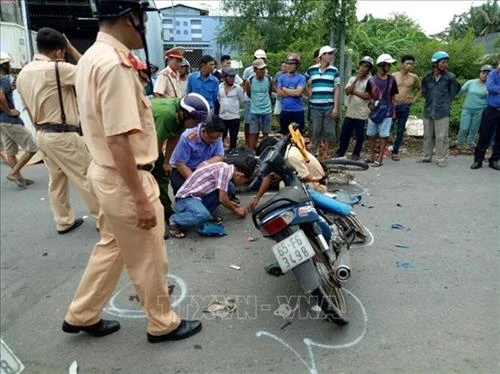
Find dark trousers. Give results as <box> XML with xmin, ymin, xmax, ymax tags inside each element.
<box><xmin>171</xmin><ymin>168</ymin><xmax>186</xmax><ymax>195</ymax></box>
<box><xmin>474</xmin><ymin>105</ymin><xmax>500</xmax><ymax>163</ymax></box>
<box><xmin>280</xmin><ymin>110</ymin><xmax>305</xmax><ymax>134</ymax></box>
<box><xmin>222</xmin><ymin>118</ymin><xmax>240</xmax><ymax>150</ymax></box>
<box><xmin>336</xmin><ymin>117</ymin><xmax>366</xmax><ymax>157</ymax></box>
<box><xmin>392</xmin><ymin>103</ymin><xmax>411</xmax><ymax>155</ymax></box>
<box><xmin>151</xmin><ymin>152</ymin><xmax>173</xmax><ymax>221</ymax></box>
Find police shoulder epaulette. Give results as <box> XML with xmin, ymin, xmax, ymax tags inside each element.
<box><xmin>115</xmin><ymin>48</ymin><xmax>135</xmax><ymax>69</ymax></box>
<box><xmin>187</xmin><ymin>132</ymin><xmax>199</xmax><ymax>141</ymax></box>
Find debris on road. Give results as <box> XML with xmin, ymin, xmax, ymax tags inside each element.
<box><xmin>391</xmin><ymin>224</ymin><xmax>405</xmax><ymax>230</ymax></box>
<box><xmin>265</xmin><ymin>262</ymin><xmax>284</xmax><ymax>276</ymax></box>
<box><xmin>203</xmin><ymin>298</ymin><xmax>237</xmax><ymax>317</ymax></box>
<box><xmin>230</xmin><ymin>264</ymin><xmax>241</xmax><ymax>270</ymax></box>
<box><xmin>395</xmin><ymin>261</ymin><xmax>413</xmax><ymax>269</ymax></box>
<box><xmin>42</xmin><ymin>252</ymin><xmax>48</xmax><ymax>256</ymax></box>
<box><xmin>193</xmin><ymin>344</ymin><xmax>202</xmax><ymax>350</ymax></box>
<box><xmin>246</xmin><ymin>236</ymin><xmax>258</xmax><ymax>242</ymax></box>
<box><xmin>197</xmin><ymin>223</ymin><xmax>227</xmax><ymax>237</ymax></box>
<box><xmin>280</xmin><ymin>321</ymin><xmax>292</xmax><ymax>330</ymax></box>
<box><xmin>394</xmin><ymin>243</ymin><xmax>410</xmax><ymax>249</ymax></box>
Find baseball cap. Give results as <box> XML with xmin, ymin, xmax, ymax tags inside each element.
<box><xmin>480</xmin><ymin>64</ymin><xmax>493</xmax><ymax>72</ymax></box>
<box><xmin>254</xmin><ymin>49</ymin><xmax>267</xmax><ymax>59</ymax></box>
<box><xmin>0</xmin><ymin>52</ymin><xmax>11</xmax><ymax>65</ymax></box>
<box><xmin>319</xmin><ymin>46</ymin><xmax>335</xmax><ymax>58</ymax></box>
<box><xmin>222</xmin><ymin>67</ymin><xmax>236</xmax><ymax>77</ymax></box>
<box><xmin>253</xmin><ymin>59</ymin><xmax>266</xmax><ymax>69</ymax></box>
<box><xmin>376</xmin><ymin>53</ymin><xmax>396</xmax><ymax>65</ymax></box>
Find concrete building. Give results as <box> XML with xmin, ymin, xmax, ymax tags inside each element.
<box><xmin>159</xmin><ymin>4</ymin><xmax>236</xmax><ymax>69</ymax></box>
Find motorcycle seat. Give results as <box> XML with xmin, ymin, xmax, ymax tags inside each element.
<box><xmin>254</xmin><ymin>186</ymin><xmax>309</xmax><ymax>218</ymax></box>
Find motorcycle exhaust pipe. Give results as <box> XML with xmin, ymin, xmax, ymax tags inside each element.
<box><xmin>334</xmin><ymin>248</ymin><xmax>351</xmax><ymax>282</ymax></box>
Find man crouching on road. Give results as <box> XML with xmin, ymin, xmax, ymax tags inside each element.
<box><xmin>168</xmin><ymin>158</ymin><xmax>253</xmax><ymax>239</ymax></box>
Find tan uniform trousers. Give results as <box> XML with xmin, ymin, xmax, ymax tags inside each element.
<box><xmin>65</xmin><ymin>162</ymin><xmax>181</xmax><ymax>336</ymax></box>
<box><xmin>36</xmin><ymin>131</ymin><xmax>99</xmax><ymax>231</ymax></box>
<box><xmin>423</xmin><ymin>117</ymin><xmax>450</xmax><ymax>163</ymax></box>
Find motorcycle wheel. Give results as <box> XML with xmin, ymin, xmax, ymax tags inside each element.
<box><xmin>313</xmin><ymin>252</ymin><xmax>349</xmax><ymax>326</ymax></box>
<box><xmin>323</xmin><ymin>158</ymin><xmax>370</xmax><ymax>172</ymax></box>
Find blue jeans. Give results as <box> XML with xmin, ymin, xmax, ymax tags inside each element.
<box><xmin>457</xmin><ymin>107</ymin><xmax>483</xmax><ymax>148</ymax></box>
<box><xmin>171</xmin><ymin>197</ymin><xmax>211</xmax><ymax>227</ymax></box>
<box><xmin>392</xmin><ymin>104</ymin><xmax>411</xmax><ymax>155</ymax></box>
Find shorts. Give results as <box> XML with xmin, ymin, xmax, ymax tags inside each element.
<box><xmin>249</xmin><ymin>113</ymin><xmax>271</xmax><ymax>134</ymax></box>
<box><xmin>273</xmin><ymin>99</ymin><xmax>282</xmax><ymax>115</ymax></box>
<box><xmin>367</xmin><ymin>117</ymin><xmax>392</xmax><ymax>138</ymax></box>
<box><xmin>244</xmin><ymin>101</ymin><xmax>252</xmax><ymax>124</ymax></box>
<box><xmin>0</xmin><ymin>123</ymin><xmax>37</xmax><ymax>156</ymax></box>
<box><xmin>310</xmin><ymin>107</ymin><xmax>336</xmax><ymax>142</ymax></box>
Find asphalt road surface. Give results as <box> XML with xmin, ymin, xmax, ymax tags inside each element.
<box><xmin>1</xmin><ymin>154</ymin><xmax>498</xmax><ymax>374</ymax></box>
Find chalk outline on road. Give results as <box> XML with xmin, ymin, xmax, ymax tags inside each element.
<box><xmin>256</xmin><ymin>289</ymin><xmax>368</xmax><ymax>374</ymax></box>
<box><xmin>103</xmin><ymin>274</ymin><xmax>187</xmax><ymax>318</ymax></box>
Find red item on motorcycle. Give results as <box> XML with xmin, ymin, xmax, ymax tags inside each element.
<box><xmin>262</xmin><ymin>216</ymin><xmax>290</xmax><ymax>236</ymax></box>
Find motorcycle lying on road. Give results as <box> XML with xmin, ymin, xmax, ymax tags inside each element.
<box><xmin>248</xmin><ymin>126</ymin><xmax>363</xmax><ymax>325</ymax></box>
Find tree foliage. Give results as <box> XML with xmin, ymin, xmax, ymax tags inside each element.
<box><xmin>446</xmin><ymin>0</ymin><xmax>500</xmax><ymax>38</ymax></box>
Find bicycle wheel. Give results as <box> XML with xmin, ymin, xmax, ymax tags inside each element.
<box><xmin>323</xmin><ymin>158</ymin><xmax>369</xmax><ymax>171</ymax></box>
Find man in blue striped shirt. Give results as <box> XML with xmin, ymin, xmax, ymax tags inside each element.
<box><xmin>306</xmin><ymin>45</ymin><xmax>340</xmax><ymax>160</ymax></box>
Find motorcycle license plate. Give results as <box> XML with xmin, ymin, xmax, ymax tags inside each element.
<box><xmin>272</xmin><ymin>230</ymin><xmax>315</xmax><ymax>273</ymax></box>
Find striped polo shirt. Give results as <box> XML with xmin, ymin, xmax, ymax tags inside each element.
<box><xmin>306</xmin><ymin>64</ymin><xmax>340</xmax><ymax>109</ymax></box>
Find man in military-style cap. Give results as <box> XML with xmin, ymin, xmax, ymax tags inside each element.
<box><xmin>154</xmin><ymin>46</ymin><xmax>186</xmax><ymax>98</ymax></box>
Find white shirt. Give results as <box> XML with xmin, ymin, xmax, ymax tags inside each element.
<box><xmin>218</xmin><ymin>82</ymin><xmax>244</xmax><ymax>120</ymax></box>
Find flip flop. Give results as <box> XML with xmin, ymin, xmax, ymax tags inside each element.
<box><xmin>169</xmin><ymin>224</ymin><xmax>186</xmax><ymax>239</ymax></box>
<box><xmin>6</xmin><ymin>175</ymin><xmax>26</xmax><ymax>188</ymax></box>
<box><xmin>372</xmin><ymin>161</ymin><xmax>383</xmax><ymax>167</ymax></box>
<box><xmin>364</xmin><ymin>158</ymin><xmax>375</xmax><ymax>164</ymax></box>
<box><xmin>24</xmin><ymin>178</ymin><xmax>35</xmax><ymax>185</ymax></box>
<box><xmin>211</xmin><ymin>215</ymin><xmax>224</xmax><ymax>224</ymax></box>
<box><xmin>391</xmin><ymin>154</ymin><xmax>400</xmax><ymax>161</ymax></box>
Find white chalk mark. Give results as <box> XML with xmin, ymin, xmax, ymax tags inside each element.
<box><xmin>103</xmin><ymin>274</ymin><xmax>187</xmax><ymax>318</ymax></box>
<box><xmin>256</xmin><ymin>289</ymin><xmax>368</xmax><ymax>374</ymax></box>
<box><xmin>351</xmin><ymin>226</ymin><xmax>375</xmax><ymax>249</ymax></box>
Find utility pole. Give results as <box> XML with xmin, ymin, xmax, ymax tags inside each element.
<box><xmin>20</xmin><ymin>0</ymin><xmax>34</xmax><ymax>61</ymax></box>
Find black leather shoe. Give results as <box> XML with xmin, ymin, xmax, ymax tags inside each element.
<box><xmin>147</xmin><ymin>320</ymin><xmax>202</xmax><ymax>343</ymax></box>
<box><xmin>470</xmin><ymin>161</ymin><xmax>482</xmax><ymax>169</ymax></box>
<box><xmin>489</xmin><ymin>160</ymin><xmax>500</xmax><ymax>170</ymax></box>
<box><xmin>57</xmin><ymin>218</ymin><xmax>84</xmax><ymax>234</ymax></box>
<box><xmin>62</xmin><ymin>319</ymin><xmax>120</xmax><ymax>337</ymax></box>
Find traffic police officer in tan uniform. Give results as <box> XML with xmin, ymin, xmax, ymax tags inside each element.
<box><xmin>17</xmin><ymin>28</ymin><xmax>99</xmax><ymax>233</ymax></box>
<box><xmin>153</xmin><ymin>47</ymin><xmax>185</xmax><ymax>98</ymax></box>
<box><xmin>62</xmin><ymin>0</ymin><xmax>201</xmax><ymax>342</ymax></box>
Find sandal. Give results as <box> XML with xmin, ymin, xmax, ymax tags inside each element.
<box><xmin>391</xmin><ymin>154</ymin><xmax>400</xmax><ymax>161</ymax></box>
<box><xmin>6</xmin><ymin>175</ymin><xmax>26</xmax><ymax>188</ymax></box>
<box><xmin>372</xmin><ymin>160</ymin><xmax>383</xmax><ymax>167</ymax></box>
<box><xmin>169</xmin><ymin>224</ymin><xmax>186</xmax><ymax>239</ymax></box>
<box><xmin>211</xmin><ymin>215</ymin><xmax>224</xmax><ymax>224</ymax></box>
<box><xmin>24</xmin><ymin>178</ymin><xmax>35</xmax><ymax>185</ymax></box>
<box><xmin>364</xmin><ymin>158</ymin><xmax>375</xmax><ymax>164</ymax></box>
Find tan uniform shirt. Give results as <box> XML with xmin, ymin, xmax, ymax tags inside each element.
<box><xmin>153</xmin><ymin>65</ymin><xmax>181</xmax><ymax>98</ymax></box>
<box><xmin>17</xmin><ymin>54</ymin><xmax>79</xmax><ymax>126</ymax></box>
<box><xmin>285</xmin><ymin>146</ymin><xmax>325</xmax><ymax>181</ymax></box>
<box><xmin>75</xmin><ymin>32</ymin><xmax>158</xmax><ymax>168</ymax></box>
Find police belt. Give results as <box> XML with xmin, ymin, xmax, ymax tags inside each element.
<box><xmin>137</xmin><ymin>164</ymin><xmax>154</xmax><ymax>172</ymax></box>
<box><xmin>37</xmin><ymin>123</ymin><xmax>81</xmax><ymax>133</ymax></box>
